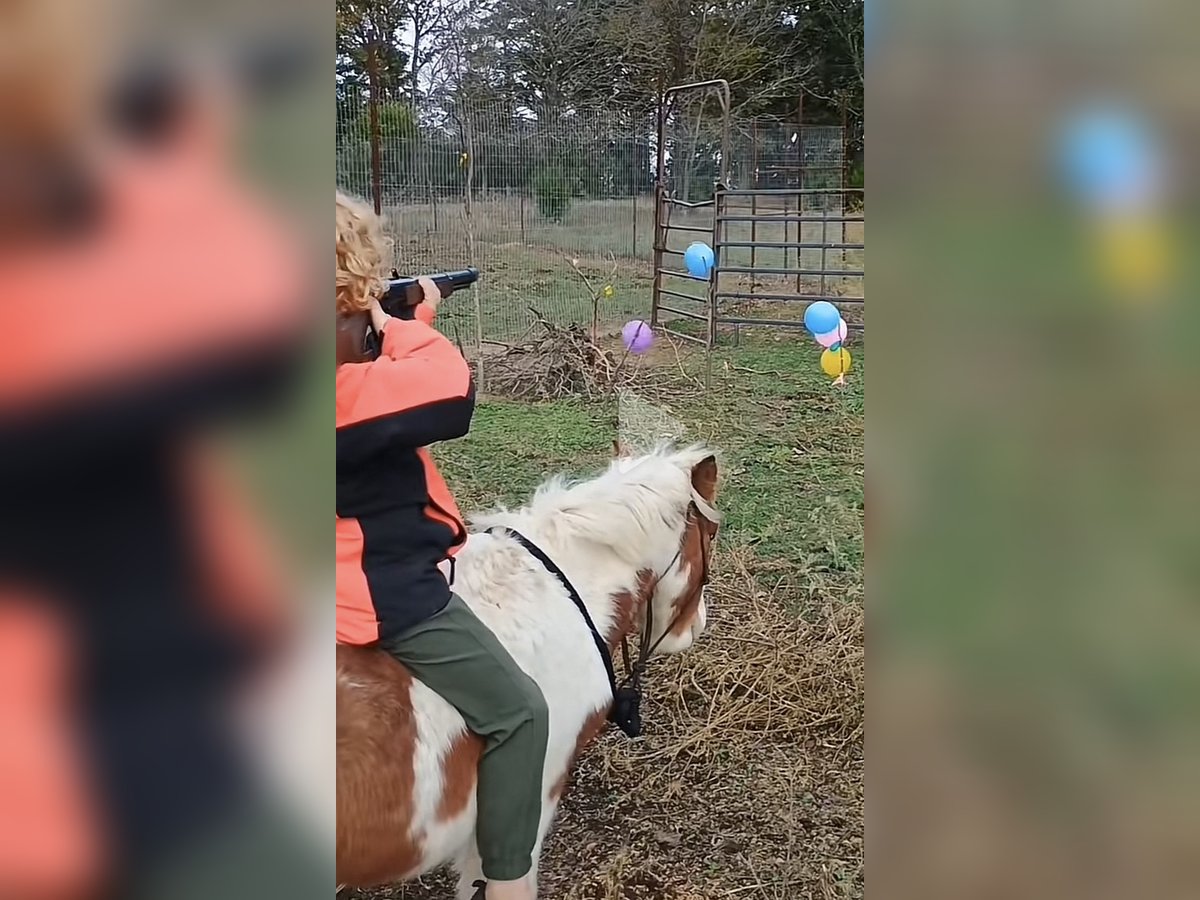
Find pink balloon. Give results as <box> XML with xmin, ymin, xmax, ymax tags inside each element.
<box><xmin>815</xmin><ymin>319</ymin><xmax>848</xmax><ymax>348</ymax></box>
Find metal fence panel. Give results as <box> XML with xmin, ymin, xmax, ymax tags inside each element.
<box><xmin>335</xmin><ymin>98</ymin><xmax>848</xmax><ymax>346</ymax></box>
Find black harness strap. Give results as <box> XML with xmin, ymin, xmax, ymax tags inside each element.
<box><xmin>497</xmin><ymin>503</ymin><xmax>716</xmax><ymax>739</ymax></box>
<box><xmin>498</xmin><ymin>529</ymin><xmax>632</xmax><ymax>730</ymax></box>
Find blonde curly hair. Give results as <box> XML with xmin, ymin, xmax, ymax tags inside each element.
<box><xmin>335</xmin><ymin>191</ymin><xmax>393</xmax><ymax>314</ymax></box>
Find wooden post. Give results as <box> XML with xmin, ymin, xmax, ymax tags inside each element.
<box><xmin>795</xmin><ymin>92</ymin><xmax>805</xmax><ymax>291</ymax></box>
<box><xmin>750</xmin><ymin>191</ymin><xmax>759</xmax><ymax>300</ymax></box>
<box><xmin>750</xmin><ymin>119</ymin><xmax>758</xmax><ymax>294</ymax></box>
<box><xmin>784</xmin><ymin>193</ymin><xmax>792</xmax><ymax>281</ymax></box>
<box><xmin>631</xmin><ymin>190</ymin><xmax>638</xmax><ymax>258</ymax></box>
<box><xmin>461</xmin><ymin>108</ymin><xmax>484</xmax><ymax>383</ymax></box>
<box><xmin>708</xmin><ymin>187</ymin><xmax>721</xmax><ymax>349</ymax></box>
<box><xmin>651</xmin><ymin>84</ymin><xmax>666</xmax><ymax>329</ymax></box>
<box><xmin>819</xmin><ymin>208</ymin><xmax>828</xmax><ymax>299</ymax></box>
<box><xmin>367</xmin><ymin>41</ymin><xmax>383</xmax><ymax>216</ymax></box>
<box><xmin>841</xmin><ymin>96</ymin><xmax>849</xmax><ymax>193</ymax></box>
<box><xmin>841</xmin><ymin>95</ymin><xmax>849</xmax><ymax>265</ymax></box>
<box><xmin>797</xmin><ymin>92</ymin><xmax>805</xmax><ymax>191</ymax></box>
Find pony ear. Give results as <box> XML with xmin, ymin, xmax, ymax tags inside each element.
<box><xmin>690</xmin><ymin>455</ymin><xmax>718</xmax><ymax>503</ymax></box>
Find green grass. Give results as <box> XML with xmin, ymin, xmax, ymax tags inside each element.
<box><xmin>432</xmin><ymin>245</ymin><xmax>654</xmax><ymax>343</ymax></box>
<box><xmin>688</xmin><ymin>340</ymin><xmax>864</xmax><ymax>577</ymax></box>
<box><xmin>436</xmin><ymin>399</ymin><xmax>618</xmax><ymax>509</ymax></box>
<box><xmin>434</xmin><ymin>332</ymin><xmax>864</xmax><ymax>610</ymax></box>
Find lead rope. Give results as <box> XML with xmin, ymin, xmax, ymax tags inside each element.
<box><xmin>614</xmin><ymin>569</ymin><xmax>659</xmax><ymax>738</ymax></box>
<box><xmin>500</xmin><ymin>496</ymin><xmax>719</xmax><ymax>740</ymax></box>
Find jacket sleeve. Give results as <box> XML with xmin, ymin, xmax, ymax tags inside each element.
<box><xmin>414</xmin><ymin>303</ymin><xmax>437</xmax><ymax>326</ymax></box>
<box><xmin>336</xmin><ymin>316</ymin><xmax>474</xmax><ymax>467</ymax></box>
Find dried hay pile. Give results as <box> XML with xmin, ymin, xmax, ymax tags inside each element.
<box><xmin>483</xmin><ymin>310</ymin><xmax>646</xmax><ymax>402</ymax></box>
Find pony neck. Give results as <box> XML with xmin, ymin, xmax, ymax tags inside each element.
<box><xmin>598</xmin><ymin>566</ymin><xmax>658</xmax><ymax>653</ymax></box>
<box><xmin>549</xmin><ymin>527</ymin><xmax>667</xmax><ymax>654</ymax></box>
<box><xmin>491</xmin><ymin>515</ymin><xmax>665</xmax><ymax>655</ymax></box>
<box><xmin>472</xmin><ymin>459</ymin><xmax>695</xmax><ymax>649</ymax></box>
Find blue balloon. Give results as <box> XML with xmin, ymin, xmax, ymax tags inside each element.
<box><xmin>683</xmin><ymin>242</ymin><xmax>715</xmax><ymax>278</ymax></box>
<box><xmin>803</xmin><ymin>301</ymin><xmax>840</xmax><ymax>335</ymax></box>
<box><xmin>1056</xmin><ymin>106</ymin><xmax>1158</xmax><ymax>208</ymax></box>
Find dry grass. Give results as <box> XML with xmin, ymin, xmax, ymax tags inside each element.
<box><xmin>538</xmin><ymin>544</ymin><xmax>865</xmax><ymax>900</ymax></box>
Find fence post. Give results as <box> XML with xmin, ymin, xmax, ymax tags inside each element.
<box><xmin>651</xmin><ymin>88</ymin><xmax>667</xmax><ymax>329</ymax></box>
<box><xmin>630</xmin><ymin>191</ymin><xmax>638</xmax><ymax>259</ymax></box>
<box><xmin>797</xmin><ymin>92</ymin><xmax>805</xmax><ymax>192</ymax></box>
<box><xmin>708</xmin><ymin>187</ymin><xmax>723</xmax><ymax>350</ymax></box>
<box><xmin>840</xmin><ymin>97</ymin><xmax>846</xmax><ymax>263</ymax></box>
<box><xmin>457</xmin><ymin>104</ymin><xmax>484</xmax><ymax>385</ymax></box>
<box><xmin>794</xmin><ymin>93</ymin><xmax>805</xmax><ymax>282</ymax></box>
<box><xmin>817</xmin><ymin>208</ymin><xmax>827</xmax><ymax>297</ymax></box>
<box><xmin>784</xmin><ymin>193</ymin><xmax>793</xmax><ymax>277</ymax></box>
<box><xmin>750</xmin><ymin>119</ymin><xmax>758</xmax><ymax>294</ymax></box>
<box><xmin>367</xmin><ymin>44</ymin><xmax>383</xmax><ymax>215</ymax></box>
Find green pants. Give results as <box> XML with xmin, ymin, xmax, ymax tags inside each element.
<box><xmin>382</xmin><ymin>594</ymin><xmax>549</xmax><ymax>882</ymax></box>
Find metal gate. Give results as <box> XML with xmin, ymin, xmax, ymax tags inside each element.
<box><xmin>710</xmin><ymin>186</ymin><xmax>864</xmax><ymax>338</ymax></box>
<box><xmin>651</xmin><ymin>82</ymin><xmax>864</xmax><ymax>348</ymax></box>
<box><xmin>650</xmin><ymin>80</ymin><xmax>730</xmax><ymax>346</ymax></box>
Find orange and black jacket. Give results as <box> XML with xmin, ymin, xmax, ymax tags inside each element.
<box><xmin>336</xmin><ymin>303</ymin><xmax>475</xmax><ymax>645</ymax></box>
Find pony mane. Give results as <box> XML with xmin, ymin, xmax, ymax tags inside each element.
<box><xmin>470</xmin><ymin>443</ymin><xmax>715</xmax><ymax>563</ymax></box>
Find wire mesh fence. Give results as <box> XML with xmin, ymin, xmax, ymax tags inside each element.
<box><xmin>334</xmin><ymin>97</ymin><xmax>848</xmax><ymax>346</ymax></box>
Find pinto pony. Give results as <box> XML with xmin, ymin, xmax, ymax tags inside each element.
<box><xmin>337</xmin><ymin>446</ymin><xmax>720</xmax><ymax>897</ymax></box>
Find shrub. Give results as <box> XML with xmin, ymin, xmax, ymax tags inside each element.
<box><xmin>847</xmin><ymin>159</ymin><xmax>864</xmax><ymax>190</ymax></box>
<box><xmin>533</xmin><ymin>168</ymin><xmax>570</xmax><ymax>222</ymax></box>
<box><xmin>846</xmin><ymin>160</ymin><xmax>865</xmax><ymax>211</ymax></box>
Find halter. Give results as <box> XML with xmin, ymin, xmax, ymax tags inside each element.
<box><xmin>497</xmin><ymin>488</ymin><xmax>720</xmax><ymax>738</ymax></box>
<box><xmin>614</xmin><ymin>488</ymin><xmax>720</xmax><ymax>736</ymax></box>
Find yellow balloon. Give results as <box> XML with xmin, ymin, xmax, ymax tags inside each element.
<box><xmin>1096</xmin><ymin>219</ymin><xmax>1169</xmax><ymax>294</ymax></box>
<box><xmin>820</xmin><ymin>347</ymin><xmax>852</xmax><ymax>377</ymax></box>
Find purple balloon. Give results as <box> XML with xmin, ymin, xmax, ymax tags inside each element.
<box><xmin>622</xmin><ymin>319</ymin><xmax>655</xmax><ymax>354</ymax></box>
<box><xmin>815</xmin><ymin>319</ymin><xmax>848</xmax><ymax>348</ymax></box>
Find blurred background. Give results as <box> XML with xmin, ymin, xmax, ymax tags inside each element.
<box><xmin>871</xmin><ymin>0</ymin><xmax>1200</xmax><ymax>897</ymax></box>
<box><xmin>7</xmin><ymin>0</ymin><xmax>1200</xmax><ymax>896</ymax></box>
<box><xmin>0</xmin><ymin>0</ymin><xmax>330</xmax><ymax>897</ymax></box>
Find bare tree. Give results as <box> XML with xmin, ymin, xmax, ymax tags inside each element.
<box><xmin>602</xmin><ymin>0</ymin><xmax>811</xmax><ymax>115</ymax></box>
<box><xmin>418</xmin><ymin>0</ymin><xmax>500</xmax><ymax>108</ymax></box>
<box><xmin>405</xmin><ymin>0</ymin><xmax>478</xmax><ymax>106</ymax></box>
